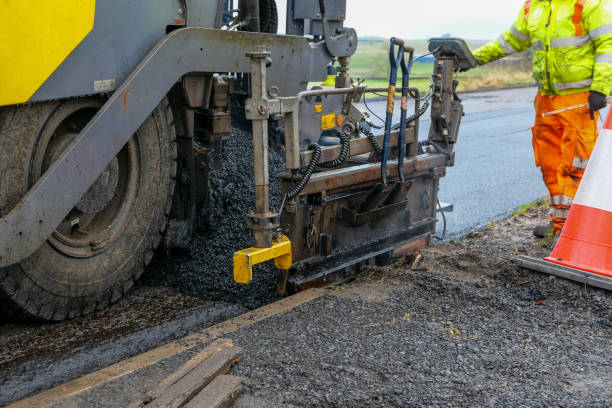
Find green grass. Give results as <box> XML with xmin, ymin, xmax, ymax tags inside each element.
<box><xmin>510</xmin><ymin>198</ymin><xmax>550</xmax><ymax>217</ymax></box>
<box><xmin>348</xmin><ymin>39</ymin><xmax>533</xmax><ymax>93</ymax></box>
<box><xmin>510</xmin><ymin>202</ymin><xmax>540</xmax><ymax>217</ymax></box>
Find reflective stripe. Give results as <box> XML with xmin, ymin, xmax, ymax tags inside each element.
<box><xmin>551</xmin><ymin>195</ymin><xmax>562</xmax><ymax>206</ymax></box>
<box><xmin>572</xmin><ymin>157</ymin><xmax>589</xmax><ymax>169</ymax></box>
<box><xmin>595</xmin><ymin>54</ymin><xmax>612</xmax><ymax>64</ymax></box>
<box><xmin>497</xmin><ymin>35</ymin><xmax>516</xmax><ymax>55</ymax></box>
<box><xmin>510</xmin><ymin>25</ymin><xmax>530</xmax><ymax>42</ymax></box>
<box><xmin>590</xmin><ymin>23</ymin><xmax>612</xmax><ymax>40</ymax></box>
<box><xmin>553</xmin><ymin>208</ymin><xmax>570</xmax><ymax>219</ymax></box>
<box><xmin>532</xmin><ymin>41</ymin><xmax>543</xmax><ymax>51</ymax></box>
<box><xmin>573</xmin><ymin>128</ymin><xmax>612</xmax><ymax>213</ymax></box>
<box><xmin>550</xmin><ymin>36</ymin><xmax>590</xmax><ymax>48</ymax></box>
<box><xmin>535</xmin><ymin>81</ymin><xmax>546</xmax><ymax>88</ymax></box>
<box><xmin>560</xmin><ymin>196</ymin><xmax>574</xmax><ymax>207</ymax></box>
<box><xmin>553</xmin><ymin>79</ymin><xmax>592</xmax><ymax>91</ymax></box>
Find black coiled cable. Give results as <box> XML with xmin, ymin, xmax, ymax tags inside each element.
<box><xmin>391</xmin><ymin>100</ymin><xmax>430</xmax><ymax>131</ymax></box>
<box><xmin>362</xmin><ymin>127</ymin><xmax>382</xmax><ymax>154</ymax></box>
<box><xmin>286</xmin><ymin>143</ymin><xmax>321</xmax><ymax>200</ymax></box>
<box><xmin>318</xmin><ymin>131</ymin><xmax>350</xmax><ymax>168</ymax></box>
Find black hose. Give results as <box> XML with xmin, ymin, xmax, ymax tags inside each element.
<box><xmin>318</xmin><ymin>131</ymin><xmax>350</xmax><ymax>168</ymax></box>
<box><xmin>434</xmin><ymin>196</ymin><xmax>448</xmax><ymax>241</ymax></box>
<box><xmin>391</xmin><ymin>100</ymin><xmax>430</xmax><ymax>131</ymax></box>
<box><xmin>362</xmin><ymin>128</ymin><xmax>382</xmax><ymax>154</ymax></box>
<box><xmin>286</xmin><ymin>143</ymin><xmax>321</xmax><ymax>200</ymax></box>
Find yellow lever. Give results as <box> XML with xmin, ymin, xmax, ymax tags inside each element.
<box><xmin>233</xmin><ymin>235</ymin><xmax>292</xmax><ymax>284</ymax></box>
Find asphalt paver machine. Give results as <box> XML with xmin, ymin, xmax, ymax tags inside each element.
<box><xmin>0</xmin><ymin>0</ymin><xmax>476</xmax><ymax>320</ymax></box>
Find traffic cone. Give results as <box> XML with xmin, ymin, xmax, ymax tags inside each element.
<box><xmin>545</xmin><ymin>110</ymin><xmax>612</xmax><ymax>278</ymax></box>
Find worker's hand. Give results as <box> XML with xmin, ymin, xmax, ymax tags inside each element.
<box><xmin>588</xmin><ymin>90</ymin><xmax>607</xmax><ymax>120</ymax></box>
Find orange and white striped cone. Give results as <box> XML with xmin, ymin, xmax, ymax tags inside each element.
<box><xmin>545</xmin><ymin>110</ymin><xmax>612</xmax><ymax>279</ymax></box>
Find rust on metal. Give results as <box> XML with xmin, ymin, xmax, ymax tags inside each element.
<box><xmin>122</xmin><ymin>89</ymin><xmax>129</xmax><ymax>108</ymax></box>
<box><xmin>283</xmin><ymin>154</ymin><xmax>448</xmax><ymax>196</ymax></box>
<box><xmin>392</xmin><ymin>234</ymin><xmax>429</xmax><ymax>257</ymax></box>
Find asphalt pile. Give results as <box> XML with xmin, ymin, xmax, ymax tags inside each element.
<box><xmin>144</xmin><ymin>125</ymin><xmax>285</xmax><ymax>309</ymax></box>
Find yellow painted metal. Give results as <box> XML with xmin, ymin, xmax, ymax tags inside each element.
<box><xmin>321</xmin><ymin>113</ymin><xmax>336</xmax><ymax>130</ymax></box>
<box><xmin>233</xmin><ymin>235</ymin><xmax>292</xmax><ymax>284</ymax></box>
<box><xmin>0</xmin><ymin>0</ymin><xmax>96</xmax><ymax>106</ymax></box>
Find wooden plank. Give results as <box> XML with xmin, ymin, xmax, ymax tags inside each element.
<box><xmin>148</xmin><ymin>346</ymin><xmax>242</xmax><ymax>408</ymax></box>
<box><xmin>8</xmin><ymin>288</ymin><xmax>324</xmax><ymax>408</ymax></box>
<box><xmin>183</xmin><ymin>375</ymin><xmax>244</xmax><ymax>408</ymax></box>
<box><xmin>128</xmin><ymin>338</ymin><xmax>234</xmax><ymax>408</ymax></box>
<box><xmin>516</xmin><ymin>255</ymin><xmax>612</xmax><ymax>291</ymax></box>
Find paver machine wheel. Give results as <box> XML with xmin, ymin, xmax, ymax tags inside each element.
<box><xmin>0</xmin><ymin>97</ymin><xmax>177</xmax><ymax>320</ymax></box>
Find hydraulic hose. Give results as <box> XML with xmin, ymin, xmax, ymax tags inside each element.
<box><xmin>391</xmin><ymin>100</ymin><xmax>430</xmax><ymax>131</ymax></box>
<box><xmin>286</xmin><ymin>143</ymin><xmax>322</xmax><ymax>200</ymax></box>
<box><xmin>362</xmin><ymin>127</ymin><xmax>383</xmax><ymax>154</ymax></box>
<box><xmin>318</xmin><ymin>131</ymin><xmax>350</xmax><ymax>168</ymax></box>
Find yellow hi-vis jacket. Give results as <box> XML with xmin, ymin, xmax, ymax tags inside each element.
<box><xmin>473</xmin><ymin>0</ymin><xmax>612</xmax><ymax>96</ymax></box>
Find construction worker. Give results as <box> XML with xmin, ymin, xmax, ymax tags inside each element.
<box><xmin>471</xmin><ymin>0</ymin><xmax>612</xmax><ymax>239</ymax></box>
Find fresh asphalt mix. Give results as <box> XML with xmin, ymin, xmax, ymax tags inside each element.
<box><xmin>1</xmin><ymin>87</ymin><xmax>611</xmax><ymax>407</ymax></box>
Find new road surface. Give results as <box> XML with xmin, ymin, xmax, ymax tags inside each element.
<box><xmin>363</xmin><ymin>86</ymin><xmax>609</xmax><ymax>238</ymax></box>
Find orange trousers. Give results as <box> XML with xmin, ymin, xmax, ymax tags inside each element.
<box><xmin>533</xmin><ymin>91</ymin><xmax>599</xmax><ymax>234</ymax></box>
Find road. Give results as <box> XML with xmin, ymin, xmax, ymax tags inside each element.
<box><xmin>362</xmin><ymin>86</ymin><xmax>608</xmax><ymax>237</ymax></box>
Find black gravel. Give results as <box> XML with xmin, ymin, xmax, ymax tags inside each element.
<box><xmin>222</xmin><ymin>207</ymin><xmax>612</xmax><ymax>408</ymax></box>
<box><xmin>227</xmin><ymin>269</ymin><xmax>611</xmax><ymax>408</ymax></box>
<box><xmin>143</xmin><ymin>125</ymin><xmax>285</xmax><ymax>310</ymax></box>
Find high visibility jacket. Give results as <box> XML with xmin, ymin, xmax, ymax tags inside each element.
<box><xmin>473</xmin><ymin>0</ymin><xmax>612</xmax><ymax>96</ymax></box>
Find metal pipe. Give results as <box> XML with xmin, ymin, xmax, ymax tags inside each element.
<box><xmin>296</xmin><ymin>86</ymin><xmax>420</xmax><ymax>101</ymax></box>
<box><xmin>248</xmin><ymin>52</ymin><xmax>270</xmax><ymax>215</ymax></box>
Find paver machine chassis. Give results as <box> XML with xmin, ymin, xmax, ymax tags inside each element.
<box><xmin>0</xmin><ymin>0</ymin><xmax>469</xmax><ymax>320</ymax></box>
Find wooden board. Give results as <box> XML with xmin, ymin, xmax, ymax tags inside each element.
<box><xmin>147</xmin><ymin>346</ymin><xmax>242</xmax><ymax>408</ymax></box>
<box><xmin>183</xmin><ymin>375</ymin><xmax>244</xmax><ymax>408</ymax></box>
<box><xmin>128</xmin><ymin>338</ymin><xmax>234</xmax><ymax>408</ymax></box>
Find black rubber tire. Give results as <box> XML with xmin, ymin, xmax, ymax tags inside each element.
<box><xmin>0</xmin><ymin>97</ymin><xmax>177</xmax><ymax>321</ymax></box>
<box><xmin>259</xmin><ymin>0</ymin><xmax>278</xmax><ymax>34</ymax></box>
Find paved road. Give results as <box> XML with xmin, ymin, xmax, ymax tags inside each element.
<box><xmin>362</xmin><ymin>86</ymin><xmax>608</xmax><ymax>238</ymax></box>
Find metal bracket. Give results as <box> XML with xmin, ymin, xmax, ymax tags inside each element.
<box><xmin>233</xmin><ymin>235</ymin><xmax>292</xmax><ymax>284</ymax></box>
<box><xmin>319</xmin><ymin>5</ymin><xmax>357</xmax><ymax>57</ymax></box>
